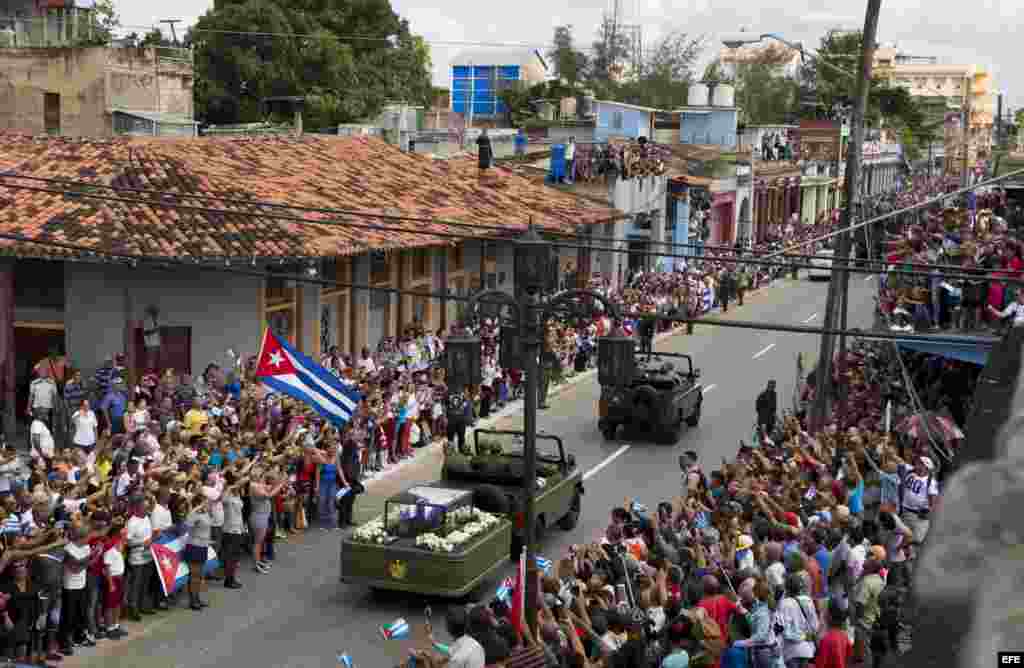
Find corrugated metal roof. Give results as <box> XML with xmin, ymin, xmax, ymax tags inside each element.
<box><xmin>450</xmin><ymin>49</ymin><xmax>545</xmax><ymax>69</ymax></box>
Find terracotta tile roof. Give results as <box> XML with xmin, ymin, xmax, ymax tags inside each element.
<box><xmin>0</xmin><ymin>133</ymin><xmax>617</xmax><ymax>261</ymax></box>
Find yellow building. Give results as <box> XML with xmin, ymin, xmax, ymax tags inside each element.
<box><xmin>873</xmin><ymin>47</ymin><xmax>994</xmax><ymax>170</ymax></box>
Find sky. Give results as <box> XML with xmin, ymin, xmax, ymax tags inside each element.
<box><xmin>115</xmin><ymin>0</ymin><xmax>1023</xmax><ymax>110</ymax></box>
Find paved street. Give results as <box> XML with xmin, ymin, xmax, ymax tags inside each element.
<box><xmin>67</xmin><ymin>274</ymin><xmax>877</xmax><ymax>668</ymax></box>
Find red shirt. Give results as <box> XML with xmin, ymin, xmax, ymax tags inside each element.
<box><xmin>804</xmin><ymin>555</ymin><xmax>824</xmax><ymax>598</ymax></box>
<box><xmin>698</xmin><ymin>594</ymin><xmax>739</xmax><ymax>639</ymax></box>
<box><xmin>814</xmin><ymin>628</ymin><xmax>853</xmax><ymax>668</ymax></box>
<box><xmin>87</xmin><ymin>536</ymin><xmax>107</xmax><ymax>577</ymax></box>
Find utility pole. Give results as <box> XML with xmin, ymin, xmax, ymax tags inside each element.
<box><xmin>810</xmin><ymin>0</ymin><xmax>882</xmax><ymax>432</ymax></box>
<box><xmin>961</xmin><ymin>74</ymin><xmax>971</xmax><ymax>187</ymax></box>
<box><xmin>159</xmin><ymin>19</ymin><xmax>180</xmax><ymax>45</ymax></box>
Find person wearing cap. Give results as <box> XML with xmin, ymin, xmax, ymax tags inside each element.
<box><xmin>898</xmin><ymin>455</ymin><xmax>938</xmax><ymax>556</ymax></box>
<box><xmin>853</xmin><ymin>557</ymin><xmax>886</xmax><ymax>666</ymax></box>
<box><xmin>756</xmin><ymin>381</ymin><xmax>778</xmax><ymax>436</ymax></box>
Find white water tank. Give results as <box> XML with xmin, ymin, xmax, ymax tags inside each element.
<box><xmin>688</xmin><ymin>83</ymin><xmax>710</xmax><ymax>107</ymax></box>
<box><xmin>713</xmin><ymin>84</ymin><xmax>735</xmax><ymax>107</ymax></box>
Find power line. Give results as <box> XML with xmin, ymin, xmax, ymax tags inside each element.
<box><xmin>115</xmin><ymin>22</ymin><xmax>620</xmax><ymax>54</ymax></box>
<box><xmin>0</xmin><ymin>229</ymin><xmax>996</xmax><ymax>347</ymax></box>
<box><xmin>1</xmin><ymin>172</ymin><xmax>945</xmax><ymax>268</ymax></box>
<box><xmin>0</xmin><ymin>179</ymin><xmax>1015</xmax><ymax>284</ymax></box>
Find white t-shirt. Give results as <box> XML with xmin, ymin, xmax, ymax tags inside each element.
<box><xmin>150</xmin><ymin>504</ymin><xmax>173</xmax><ymax>533</ymax></box>
<box><xmin>103</xmin><ymin>544</ymin><xmax>125</xmax><ymax>577</ymax></box>
<box><xmin>357</xmin><ymin>357</ymin><xmax>376</xmax><ymax>374</ymax></box>
<box><xmin>125</xmin><ymin>515</ymin><xmax>153</xmax><ymax>565</ymax></box>
<box><xmin>30</xmin><ymin>420</ymin><xmax>55</xmax><ymax>460</ymax></box>
<box><xmin>902</xmin><ymin>472</ymin><xmax>938</xmax><ymax>512</ymax></box>
<box><xmin>115</xmin><ymin>472</ymin><xmax>135</xmax><ymax>498</ymax></box>
<box><xmin>71</xmin><ymin>410</ymin><xmax>98</xmax><ymax>447</ymax></box>
<box><xmin>63</xmin><ymin>542</ymin><xmax>90</xmax><ymax>590</ymax></box>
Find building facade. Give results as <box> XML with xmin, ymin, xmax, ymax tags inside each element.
<box><xmin>0</xmin><ymin>134</ymin><xmax>616</xmax><ymax>424</ymax></box>
<box><xmin>0</xmin><ymin>44</ymin><xmax>194</xmax><ymax>137</ymax></box>
<box><xmin>449</xmin><ymin>49</ymin><xmax>547</xmax><ymax>120</ymax></box>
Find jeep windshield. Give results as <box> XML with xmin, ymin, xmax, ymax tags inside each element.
<box><xmin>495</xmin><ymin>438</ymin><xmax>562</xmax><ymax>464</ymax></box>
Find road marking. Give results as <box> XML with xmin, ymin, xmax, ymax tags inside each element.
<box><xmin>802</xmin><ymin>313</ymin><xmax>818</xmax><ymax>323</ymax></box>
<box><xmin>864</xmin><ymin>275</ymin><xmax>874</xmax><ymax>282</ymax></box>
<box><xmin>584</xmin><ymin>445</ymin><xmax>631</xmax><ymax>481</ymax></box>
<box><xmin>702</xmin><ymin>384</ymin><xmax>717</xmax><ymax>394</ymax></box>
<box><xmin>752</xmin><ymin>344</ymin><xmax>776</xmax><ymax>359</ymax></box>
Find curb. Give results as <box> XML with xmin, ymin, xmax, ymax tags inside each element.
<box><xmin>361</xmin><ymin>273</ymin><xmax>801</xmax><ymax>490</ymax></box>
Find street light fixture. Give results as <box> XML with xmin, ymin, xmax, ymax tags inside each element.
<box><xmin>446</xmin><ymin>226</ymin><xmax>622</xmax><ymax>636</ymax></box>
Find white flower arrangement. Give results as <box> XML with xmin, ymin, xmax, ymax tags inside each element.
<box><xmin>415</xmin><ymin>510</ymin><xmax>502</xmax><ymax>552</ymax></box>
<box><xmin>352</xmin><ymin>517</ymin><xmax>389</xmax><ymax>544</ymax></box>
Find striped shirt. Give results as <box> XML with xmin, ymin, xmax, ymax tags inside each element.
<box><xmin>0</xmin><ymin>514</ymin><xmax>22</xmax><ymax>535</ymax></box>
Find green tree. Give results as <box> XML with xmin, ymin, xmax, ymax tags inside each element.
<box><xmin>548</xmin><ymin>25</ymin><xmax>588</xmax><ymax>89</ymax></box>
<box><xmin>736</xmin><ymin>63</ymin><xmax>799</xmax><ymax>125</ymax></box>
<box><xmin>189</xmin><ymin>0</ymin><xmax>431</xmax><ymax>126</ymax></box>
<box><xmin>616</xmin><ymin>31</ymin><xmax>702</xmax><ymax>109</ymax></box>
<box><xmin>79</xmin><ymin>0</ymin><xmax>119</xmax><ymax>45</ymax></box>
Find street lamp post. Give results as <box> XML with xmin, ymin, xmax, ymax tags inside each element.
<box><xmin>445</xmin><ymin>225</ymin><xmax>624</xmax><ymax>636</ymax></box>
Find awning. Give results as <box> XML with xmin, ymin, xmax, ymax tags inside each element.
<box><xmin>893</xmin><ymin>334</ymin><xmax>997</xmax><ymax>366</ymax></box>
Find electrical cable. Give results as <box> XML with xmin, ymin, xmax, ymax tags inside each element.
<box><xmin>0</xmin><ymin>172</ymin><xmax>990</xmax><ymax>271</ymax></box>
<box><xmin>1</xmin><ymin>178</ymin><xmax>1018</xmax><ymax>285</ymax></box>
<box><xmin>0</xmin><ymin>229</ymin><xmax>997</xmax><ymax>347</ymax></box>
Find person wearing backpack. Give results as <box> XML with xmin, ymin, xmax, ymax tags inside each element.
<box><xmin>898</xmin><ymin>456</ymin><xmax>938</xmax><ymax>560</ymax></box>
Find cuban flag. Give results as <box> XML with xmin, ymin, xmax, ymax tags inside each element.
<box><xmin>255</xmin><ymin>329</ymin><xmax>363</xmax><ymax>427</ymax></box>
<box><xmin>535</xmin><ymin>556</ymin><xmax>553</xmax><ymax>576</ymax></box>
<box><xmin>151</xmin><ymin>534</ymin><xmax>220</xmax><ymax>596</ymax></box>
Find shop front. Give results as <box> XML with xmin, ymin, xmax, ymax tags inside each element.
<box><xmin>711</xmin><ymin>191</ymin><xmax>736</xmax><ymax>246</ymax></box>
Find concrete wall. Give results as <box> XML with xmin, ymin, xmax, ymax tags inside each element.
<box><xmin>63</xmin><ymin>263</ymin><xmax>262</xmax><ymax>378</ymax></box>
<box><xmin>0</xmin><ymin>46</ymin><xmax>193</xmax><ymax>137</ymax></box>
<box><xmin>679</xmin><ymin>108</ymin><xmax>739</xmax><ymax>148</ymax></box>
<box><xmin>594</xmin><ymin>102</ymin><xmax>651</xmax><ymax>141</ymax></box>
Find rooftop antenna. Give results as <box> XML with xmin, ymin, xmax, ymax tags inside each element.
<box><xmin>159</xmin><ymin>19</ymin><xmax>181</xmax><ymax>45</ymax></box>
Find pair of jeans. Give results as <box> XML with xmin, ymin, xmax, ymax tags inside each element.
<box><xmin>126</xmin><ymin>561</ymin><xmax>154</xmax><ymax>611</ymax></box>
<box><xmin>318</xmin><ymin>477</ymin><xmax>339</xmax><ymax>527</ymax></box>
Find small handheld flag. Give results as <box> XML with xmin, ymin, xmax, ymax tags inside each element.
<box><xmin>380</xmin><ymin>618</ymin><xmax>410</xmax><ymax>640</ymax></box>
<box><xmin>535</xmin><ymin>556</ymin><xmax>552</xmax><ymax>576</ymax></box>
<box><xmin>495</xmin><ymin>577</ymin><xmax>514</xmax><ymax>604</ymax></box>
<box><xmin>337</xmin><ymin>653</ymin><xmax>354</xmax><ymax>668</ymax></box>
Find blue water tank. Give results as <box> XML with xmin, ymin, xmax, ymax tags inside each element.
<box><xmin>549</xmin><ymin>143</ymin><xmax>566</xmax><ymax>182</ymax></box>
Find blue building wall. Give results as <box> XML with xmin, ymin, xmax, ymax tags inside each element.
<box><xmin>594</xmin><ymin>102</ymin><xmax>651</xmax><ymax>142</ymax></box>
<box><xmin>451</xmin><ymin>65</ymin><xmax>519</xmax><ymax>116</ymax></box>
<box><xmin>668</xmin><ymin>182</ymin><xmax>689</xmax><ymax>271</ymax></box>
<box><xmin>679</xmin><ymin>108</ymin><xmax>739</xmax><ymax>148</ymax></box>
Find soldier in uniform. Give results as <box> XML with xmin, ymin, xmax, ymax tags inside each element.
<box><xmin>538</xmin><ymin>331</ymin><xmax>560</xmax><ymax>410</ymax></box>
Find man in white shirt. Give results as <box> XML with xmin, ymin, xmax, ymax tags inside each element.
<box><xmin>30</xmin><ymin>411</ymin><xmax>55</xmax><ymax>465</ymax></box>
<box><xmin>70</xmin><ymin>400</ymin><xmax>99</xmax><ymax>452</ymax></box>
<box><xmin>28</xmin><ymin>373</ymin><xmax>58</xmax><ymax>428</ymax></box>
<box><xmin>124</xmin><ymin>495</ymin><xmax>155</xmax><ymax>619</ymax></box>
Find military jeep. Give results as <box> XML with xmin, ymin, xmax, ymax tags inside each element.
<box><xmin>598</xmin><ymin>352</ymin><xmax>703</xmax><ymax>444</ymax></box>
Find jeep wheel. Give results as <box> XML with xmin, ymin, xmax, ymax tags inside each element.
<box><xmin>686</xmin><ymin>402</ymin><xmax>702</xmax><ymax>427</ymax></box>
<box><xmin>557</xmin><ymin>493</ymin><xmax>581</xmax><ymax>531</ymax></box>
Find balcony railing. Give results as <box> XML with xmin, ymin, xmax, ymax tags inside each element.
<box><xmin>0</xmin><ymin>13</ymin><xmax>98</xmax><ymax>47</ymax></box>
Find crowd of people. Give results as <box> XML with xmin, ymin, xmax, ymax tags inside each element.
<box><xmin>397</xmin><ymin>340</ymin><xmax>972</xmax><ymax>668</ymax></box>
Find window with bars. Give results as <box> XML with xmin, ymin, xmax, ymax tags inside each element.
<box><xmin>411</xmin><ymin>248</ymin><xmax>430</xmax><ymax>279</ymax></box>
<box><xmin>370</xmin><ymin>289</ymin><xmax>390</xmax><ymax>310</ymax></box>
<box><xmin>370</xmin><ymin>250</ymin><xmax>390</xmax><ymax>283</ymax></box>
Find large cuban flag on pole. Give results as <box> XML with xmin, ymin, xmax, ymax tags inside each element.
<box><xmin>254</xmin><ymin>328</ymin><xmax>363</xmax><ymax>427</ymax></box>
